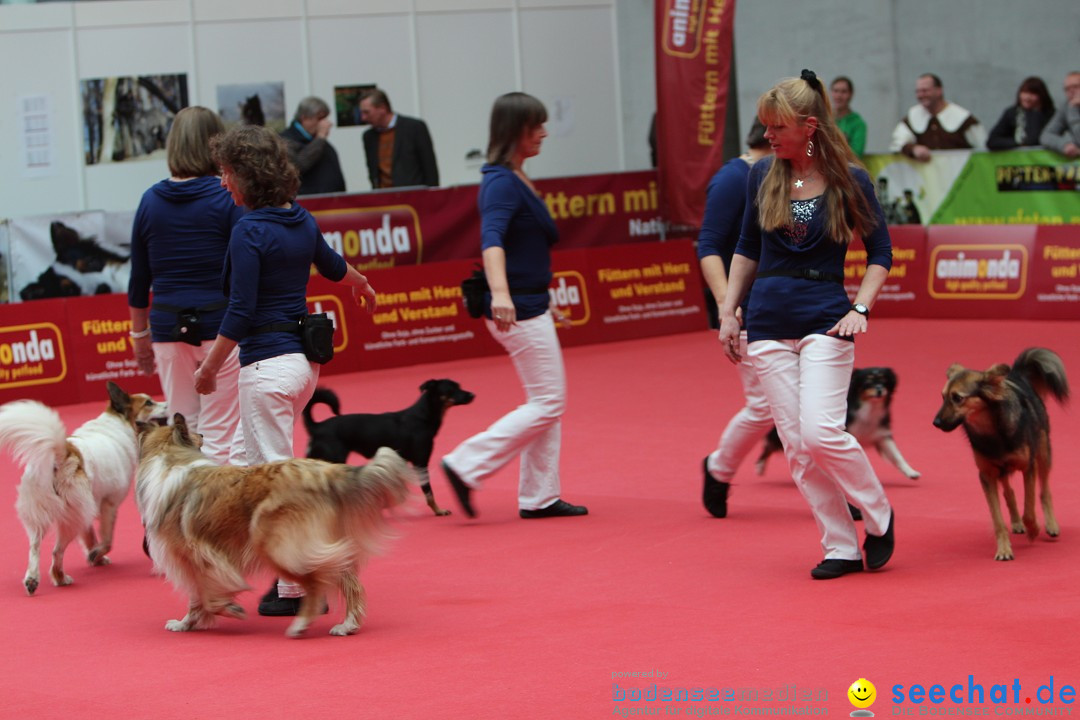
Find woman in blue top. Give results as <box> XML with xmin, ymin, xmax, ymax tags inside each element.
<box><xmin>193</xmin><ymin>124</ymin><xmax>377</xmax><ymax>616</ymax></box>
<box><xmin>127</xmin><ymin>106</ymin><xmax>244</xmax><ymax>465</ymax></box>
<box><xmin>718</xmin><ymin>71</ymin><xmax>895</xmax><ymax>580</ymax></box>
<box><xmin>440</xmin><ymin>92</ymin><xmax>586</xmax><ymax>520</ymax></box>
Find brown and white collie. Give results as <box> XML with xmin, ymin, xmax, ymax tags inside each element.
<box><xmin>0</xmin><ymin>381</ymin><xmax>166</xmax><ymax>595</ymax></box>
<box><xmin>136</xmin><ymin>414</ymin><xmax>414</xmax><ymax>638</ymax></box>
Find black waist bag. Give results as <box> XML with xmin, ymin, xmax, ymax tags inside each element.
<box><xmin>251</xmin><ymin>313</ymin><xmax>335</xmax><ymax>364</ymax></box>
<box><xmin>152</xmin><ymin>301</ymin><xmax>227</xmax><ymax>347</ymax></box>
<box><xmin>461</xmin><ymin>267</ymin><xmax>488</xmax><ymax>319</ymax></box>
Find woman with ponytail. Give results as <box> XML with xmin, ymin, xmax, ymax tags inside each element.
<box><xmin>717</xmin><ymin>71</ymin><xmax>895</xmax><ymax>580</ymax></box>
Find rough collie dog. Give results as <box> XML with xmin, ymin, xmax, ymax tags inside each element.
<box><xmin>933</xmin><ymin>348</ymin><xmax>1069</xmax><ymax>561</ymax></box>
<box><xmin>137</xmin><ymin>414</ymin><xmax>414</xmax><ymax>638</ymax></box>
<box><xmin>756</xmin><ymin>367</ymin><xmax>921</xmax><ymax>480</ymax></box>
<box><xmin>0</xmin><ymin>382</ymin><xmax>166</xmax><ymax>595</ymax></box>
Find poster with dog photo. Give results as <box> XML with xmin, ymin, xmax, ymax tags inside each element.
<box><xmin>334</xmin><ymin>84</ymin><xmax>376</xmax><ymax>127</ymax></box>
<box><xmin>80</xmin><ymin>74</ymin><xmax>189</xmax><ymax>166</ymax></box>
<box><xmin>216</xmin><ymin>82</ymin><xmax>287</xmax><ymax>133</ymax></box>
<box><xmin>9</xmin><ymin>212</ymin><xmax>132</xmax><ymax>302</ymax></box>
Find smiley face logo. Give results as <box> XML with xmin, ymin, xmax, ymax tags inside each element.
<box><xmin>848</xmin><ymin>678</ymin><xmax>876</xmax><ymax>709</ymax></box>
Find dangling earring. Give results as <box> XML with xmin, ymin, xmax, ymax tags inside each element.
<box><xmin>806</xmin><ymin>140</ymin><xmax>815</xmax><ymax>157</ymax></box>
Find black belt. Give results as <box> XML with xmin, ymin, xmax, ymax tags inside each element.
<box><xmin>251</xmin><ymin>318</ymin><xmax>304</xmax><ymax>335</ymax></box>
<box><xmin>152</xmin><ymin>301</ymin><xmax>228</xmax><ymax>313</ymax></box>
<box><xmin>509</xmin><ymin>286</ymin><xmax>550</xmax><ymax>295</ymax></box>
<box><xmin>756</xmin><ymin>269</ymin><xmax>843</xmax><ymax>284</ymax></box>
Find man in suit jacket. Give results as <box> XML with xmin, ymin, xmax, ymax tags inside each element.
<box><xmin>280</xmin><ymin>96</ymin><xmax>346</xmax><ymax>196</ymax></box>
<box><xmin>360</xmin><ymin>89</ymin><xmax>439</xmax><ymax>189</ymax></box>
<box><xmin>1040</xmin><ymin>71</ymin><xmax>1080</xmax><ymax>159</ymax></box>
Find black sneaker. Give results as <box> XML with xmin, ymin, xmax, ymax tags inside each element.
<box><xmin>810</xmin><ymin>559</ymin><xmax>864</xmax><ymax>580</ymax></box>
<box><xmin>702</xmin><ymin>456</ymin><xmax>730</xmax><ymax>518</ymax></box>
<box><xmin>519</xmin><ymin>499</ymin><xmax>588</xmax><ymax>519</ymax></box>
<box><xmin>441</xmin><ymin>460</ymin><xmax>476</xmax><ymax>518</ymax></box>
<box><xmin>257</xmin><ymin>581</ymin><xmax>328</xmax><ymax>616</ymax></box>
<box><xmin>863</xmin><ymin>510</ymin><xmax>895</xmax><ymax>570</ymax></box>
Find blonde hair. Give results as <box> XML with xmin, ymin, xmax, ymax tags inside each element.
<box><xmin>755</xmin><ymin>75</ymin><xmax>877</xmax><ymax>244</ymax></box>
<box><xmin>167</xmin><ymin>106</ymin><xmax>225</xmax><ymax>178</ymax></box>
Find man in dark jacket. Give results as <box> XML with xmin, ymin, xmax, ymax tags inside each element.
<box><xmin>280</xmin><ymin>97</ymin><xmax>346</xmax><ymax>196</ymax></box>
<box><xmin>360</xmin><ymin>89</ymin><xmax>439</xmax><ymax>189</ymax></box>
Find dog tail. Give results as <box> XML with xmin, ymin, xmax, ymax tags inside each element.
<box><xmin>302</xmin><ymin>387</ymin><xmax>342</xmax><ymax>434</ymax></box>
<box><xmin>0</xmin><ymin>400</ymin><xmax>68</xmax><ymax>480</ymax></box>
<box><xmin>1013</xmin><ymin>348</ymin><xmax>1070</xmax><ymax>406</ymax></box>
<box><xmin>335</xmin><ymin>447</ymin><xmax>416</xmax><ymax>558</ymax></box>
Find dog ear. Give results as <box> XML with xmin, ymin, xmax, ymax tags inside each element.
<box><xmin>107</xmin><ymin>381</ymin><xmax>131</xmax><ymax>414</ymax></box>
<box><xmin>945</xmin><ymin>363</ymin><xmax>966</xmax><ymax>379</ymax></box>
<box><xmin>420</xmin><ymin>380</ymin><xmax>436</xmax><ymax>392</ymax></box>
<box><xmin>884</xmin><ymin>368</ymin><xmax>897</xmax><ymax>391</ymax></box>
<box><xmin>171</xmin><ymin>413</ymin><xmax>195</xmax><ymax>446</ymax></box>
<box><xmin>985</xmin><ymin>363</ymin><xmax>1011</xmax><ymax>377</ymax></box>
<box><xmin>979</xmin><ymin>373</ymin><xmax>1010</xmax><ymax>402</ymax></box>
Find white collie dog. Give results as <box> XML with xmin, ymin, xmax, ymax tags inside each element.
<box><xmin>138</xmin><ymin>414</ymin><xmax>413</xmax><ymax>638</ymax></box>
<box><xmin>0</xmin><ymin>381</ymin><xmax>166</xmax><ymax>595</ymax></box>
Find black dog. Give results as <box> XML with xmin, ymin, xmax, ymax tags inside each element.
<box><xmin>756</xmin><ymin>367</ymin><xmax>921</xmax><ymax>480</ymax></box>
<box><xmin>302</xmin><ymin>380</ymin><xmax>476</xmax><ymax>516</ymax></box>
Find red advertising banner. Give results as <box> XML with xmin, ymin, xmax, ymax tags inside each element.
<box><xmin>1030</xmin><ymin>225</ymin><xmax>1080</xmax><ymax>320</ymax></box>
<box><xmin>924</xmin><ymin>225</ymin><xmax>1037</xmax><ymax>319</ymax></box>
<box><xmin>654</xmin><ymin>0</ymin><xmax>737</xmax><ymax>228</ymax></box>
<box><xmin>844</xmin><ymin>225</ymin><xmax>928</xmax><ymax>318</ymax></box>
<box><xmin>301</xmin><ymin>170</ymin><xmax>663</xmax><ymax>268</ymax></box>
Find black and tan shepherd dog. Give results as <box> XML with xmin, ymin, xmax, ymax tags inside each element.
<box><xmin>303</xmin><ymin>380</ymin><xmax>475</xmax><ymax>516</ymax></box>
<box><xmin>933</xmin><ymin>347</ymin><xmax>1069</xmax><ymax>561</ymax></box>
<box><xmin>137</xmin><ymin>414</ymin><xmax>414</xmax><ymax>637</ymax></box>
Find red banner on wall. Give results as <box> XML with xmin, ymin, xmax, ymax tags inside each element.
<box><xmin>654</xmin><ymin>0</ymin><xmax>737</xmax><ymax>228</ymax></box>
<box><xmin>301</xmin><ymin>170</ymin><xmax>663</xmax><ymax>268</ymax></box>
<box><xmin>844</xmin><ymin>225</ymin><xmax>929</xmax><ymax>318</ymax></box>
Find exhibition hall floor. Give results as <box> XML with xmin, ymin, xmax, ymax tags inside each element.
<box><xmin>2</xmin><ymin>318</ymin><xmax>1078</xmax><ymax>718</ymax></box>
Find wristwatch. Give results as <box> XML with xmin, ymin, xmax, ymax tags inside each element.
<box><xmin>851</xmin><ymin>303</ymin><xmax>870</xmax><ymax>318</ymax></box>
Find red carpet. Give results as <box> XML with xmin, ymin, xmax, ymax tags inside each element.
<box><xmin>2</xmin><ymin>318</ymin><xmax>1078</xmax><ymax>718</ymax></box>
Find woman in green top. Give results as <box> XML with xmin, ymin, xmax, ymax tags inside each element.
<box><xmin>830</xmin><ymin>76</ymin><xmax>866</xmax><ymax>156</ymax></box>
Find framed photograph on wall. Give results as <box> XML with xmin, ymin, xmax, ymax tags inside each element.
<box><xmin>216</xmin><ymin>82</ymin><xmax>287</xmax><ymax>133</ymax></box>
<box><xmin>334</xmin><ymin>84</ymin><xmax>376</xmax><ymax>128</ymax></box>
<box><xmin>80</xmin><ymin>74</ymin><xmax>188</xmax><ymax>166</ymax></box>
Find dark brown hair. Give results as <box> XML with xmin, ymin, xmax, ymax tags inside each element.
<box><xmin>486</xmin><ymin>92</ymin><xmax>548</xmax><ymax>166</ymax></box>
<box><xmin>167</xmin><ymin>106</ymin><xmax>225</xmax><ymax>178</ymax></box>
<box><xmin>830</xmin><ymin>76</ymin><xmax>854</xmax><ymax>95</ymax></box>
<box><xmin>361</xmin><ymin>89</ymin><xmax>392</xmax><ymax>113</ymax></box>
<box><xmin>210</xmin><ymin>125</ymin><xmax>299</xmax><ymax>208</ymax></box>
<box><xmin>1016</xmin><ymin>76</ymin><xmax>1055</xmax><ymax>115</ymax></box>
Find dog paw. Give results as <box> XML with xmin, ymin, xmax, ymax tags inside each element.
<box><xmin>329</xmin><ymin>622</ymin><xmax>360</xmax><ymax>636</ymax></box>
<box><xmin>221</xmin><ymin>603</ymin><xmax>247</xmax><ymax>620</ymax></box>
<box><xmin>994</xmin><ymin>549</ymin><xmax>1015</xmax><ymax>561</ymax></box>
<box><xmin>754</xmin><ymin>461</ymin><xmax>766</xmax><ymax>476</ymax></box>
<box><xmin>1024</xmin><ymin>520</ymin><xmax>1039</xmax><ymax>541</ymax></box>
<box><xmin>1011</xmin><ymin>523</ymin><xmax>1026</xmax><ymax>534</ymax></box>
<box><xmin>88</xmin><ymin>550</ymin><xmax>111</xmax><ymax>566</ymax></box>
<box><xmin>285</xmin><ymin>618</ymin><xmax>311</xmax><ymax>638</ymax></box>
<box><xmin>434</xmin><ymin>508</ymin><xmax>452</xmax><ymax>517</ymax></box>
<box><xmin>1046</xmin><ymin>522</ymin><xmax>1060</xmax><ymax>538</ymax></box>
<box><xmin>51</xmin><ymin>572</ymin><xmax>73</xmax><ymax>587</ymax></box>
<box><xmin>165</xmin><ymin>619</ymin><xmax>191</xmax><ymax>632</ymax></box>
<box><xmin>24</xmin><ymin>577</ymin><xmax>39</xmax><ymax>596</ymax></box>
<box><xmin>904</xmin><ymin>469</ymin><xmax>921</xmax><ymax>480</ymax></box>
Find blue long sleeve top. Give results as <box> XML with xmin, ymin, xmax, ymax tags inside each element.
<box><xmin>697</xmin><ymin>157</ymin><xmax>752</xmax><ymax>269</ymax></box>
<box><xmin>127</xmin><ymin>176</ymin><xmax>244</xmax><ymax>342</ymax></box>
<box><xmin>735</xmin><ymin>158</ymin><xmax>891</xmax><ymax>342</ymax></box>
<box><xmin>478</xmin><ymin>163</ymin><xmax>558</xmax><ymax>321</ymax></box>
<box><xmin>218</xmin><ymin>204</ymin><xmax>347</xmax><ymax>366</ymax></box>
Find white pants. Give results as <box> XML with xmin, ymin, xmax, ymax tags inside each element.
<box><xmin>154</xmin><ymin>341</ymin><xmax>243</xmax><ymax>465</ymax></box>
<box><xmin>706</xmin><ymin>332</ymin><xmax>775</xmax><ymax>483</ymax></box>
<box><xmin>443</xmin><ymin>311</ymin><xmax>565</xmax><ymax>511</ymax></box>
<box><xmin>238</xmin><ymin>352</ymin><xmax>319</xmax><ymax>599</ymax></box>
<box><xmin>748</xmin><ymin>335</ymin><xmax>892</xmax><ymax>561</ymax></box>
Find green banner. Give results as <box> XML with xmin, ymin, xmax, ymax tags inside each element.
<box><xmin>931</xmin><ymin>149</ymin><xmax>1080</xmax><ymax>225</ymax></box>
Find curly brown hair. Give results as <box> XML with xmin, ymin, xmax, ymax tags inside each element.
<box><xmin>210</xmin><ymin>125</ymin><xmax>299</xmax><ymax>208</ymax></box>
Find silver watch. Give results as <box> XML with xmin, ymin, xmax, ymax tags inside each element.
<box><xmin>851</xmin><ymin>303</ymin><xmax>870</xmax><ymax>318</ymax></box>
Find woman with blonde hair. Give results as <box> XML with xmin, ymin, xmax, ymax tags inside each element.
<box><xmin>128</xmin><ymin>105</ymin><xmax>243</xmax><ymax>465</ymax></box>
<box><xmin>717</xmin><ymin>70</ymin><xmax>895</xmax><ymax>580</ymax></box>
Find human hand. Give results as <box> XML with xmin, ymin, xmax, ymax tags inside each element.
<box><xmin>827</xmin><ymin>310</ymin><xmax>868</xmax><ymax>338</ymax></box>
<box><xmin>1063</xmin><ymin>142</ymin><xmax>1080</xmax><ymax>159</ymax></box>
<box><xmin>316</xmin><ymin>118</ymin><xmax>332</xmax><ymax>138</ymax></box>
<box><xmin>353</xmin><ymin>281</ymin><xmax>378</xmax><ymax>314</ymax></box>
<box><xmin>551</xmin><ymin>307</ymin><xmax>572</xmax><ymax>329</ymax></box>
<box><xmin>132</xmin><ymin>336</ymin><xmax>155</xmax><ymax>375</ymax></box>
<box><xmin>718</xmin><ymin>316</ymin><xmax>742</xmax><ymax>364</ymax></box>
<box><xmin>912</xmin><ymin>145</ymin><xmax>932</xmax><ymax>162</ymax></box>
<box><xmin>490</xmin><ymin>293</ymin><xmax>516</xmax><ymax>332</ymax></box>
<box><xmin>193</xmin><ymin>363</ymin><xmax>217</xmax><ymax>395</ymax></box>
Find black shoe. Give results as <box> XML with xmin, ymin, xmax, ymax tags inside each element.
<box><xmin>441</xmin><ymin>460</ymin><xmax>475</xmax><ymax>518</ymax></box>
<box><xmin>810</xmin><ymin>559</ymin><xmax>864</xmax><ymax>579</ymax></box>
<box><xmin>702</xmin><ymin>456</ymin><xmax>730</xmax><ymax>518</ymax></box>
<box><xmin>864</xmin><ymin>510</ymin><xmax>895</xmax><ymax>570</ymax></box>
<box><xmin>848</xmin><ymin>503</ymin><xmax>863</xmax><ymax>522</ymax></box>
<box><xmin>257</xmin><ymin>582</ymin><xmax>328</xmax><ymax>617</ymax></box>
<box><xmin>519</xmin><ymin>499</ymin><xmax>589</xmax><ymax>519</ymax></box>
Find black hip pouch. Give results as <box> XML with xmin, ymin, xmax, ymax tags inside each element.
<box><xmin>299</xmin><ymin>313</ymin><xmax>335</xmax><ymax>364</ymax></box>
<box><xmin>171</xmin><ymin>309</ymin><xmax>203</xmax><ymax>346</ymax></box>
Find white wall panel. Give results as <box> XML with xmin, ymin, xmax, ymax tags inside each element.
<box><xmin>518</xmin><ymin>5</ymin><xmax>619</xmax><ymax>178</ymax></box>
<box><xmin>415</xmin><ymin>9</ymin><xmax>517</xmax><ymax>187</ymax></box>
